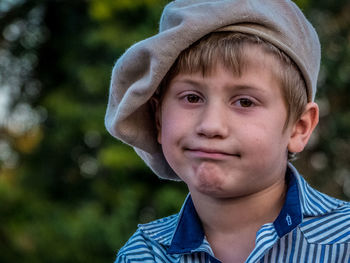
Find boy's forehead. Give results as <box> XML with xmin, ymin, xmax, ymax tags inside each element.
<box><xmin>171</xmin><ymin>54</ymin><xmax>280</xmax><ymax>92</ymax></box>
<box><xmin>170</xmin><ymin>67</ymin><xmax>278</xmax><ymax>97</ymax></box>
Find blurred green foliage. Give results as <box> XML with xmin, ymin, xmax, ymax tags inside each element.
<box><xmin>0</xmin><ymin>0</ymin><xmax>349</xmax><ymax>262</ymax></box>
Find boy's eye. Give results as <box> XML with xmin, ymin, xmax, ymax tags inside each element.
<box><xmin>185</xmin><ymin>94</ymin><xmax>201</xmax><ymax>103</ymax></box>
<box><xmin>239</xmin><ymin>98</ymin><xmax>253</xmax><ymax>107</ymax></box>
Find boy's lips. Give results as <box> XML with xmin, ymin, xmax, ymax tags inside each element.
<box><xmin>184</xmin><ymin>147</ymin><xmax>240</xmax><ymax>160</ymax></box>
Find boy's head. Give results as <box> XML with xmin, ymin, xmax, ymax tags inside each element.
<box><xmin>105</xmin><ymin>0</ymin><xmax>321</xmax><ymax>181</ymax></box>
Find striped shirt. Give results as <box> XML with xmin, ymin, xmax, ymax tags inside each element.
<box><xmin>115</xmin><ymin>164</ymin><xmax>350</xmax><ymax>262</ymax></box>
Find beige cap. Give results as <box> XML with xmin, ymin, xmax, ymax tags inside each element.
<box><xmin>105</xmin><ymin>0</ymin><xmax>321</xmax><ymax>180</ymax></box>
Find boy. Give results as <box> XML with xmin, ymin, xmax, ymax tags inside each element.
<box><xmin>105</xmin><ymin>0</ymin><xmax>350</xmax><ymax>262</ymax></box>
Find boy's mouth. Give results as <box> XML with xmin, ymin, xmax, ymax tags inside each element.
<box><xmin>184</xmin><ymin>147</ymin><xmax>240</xmax><ymax>160</ymax></box>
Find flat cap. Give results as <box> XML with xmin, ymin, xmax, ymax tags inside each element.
<box><xmin>105</xmin><ymin>0</ymin><xmax>321</xmax><ymax>180</ymax></box>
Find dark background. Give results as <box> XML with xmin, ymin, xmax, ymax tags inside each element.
<box><xmin>0</xmin><ymin>0</ymin><xmax>349</xmax><ymax>262</ymax></box>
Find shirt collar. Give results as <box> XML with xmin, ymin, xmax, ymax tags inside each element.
<box><xmin>288</xmin><ymin>163</ymin><xmax>344</xmax><ymax>217</ymax></box>
<box><xmin>167</xmin><ymin>195</ymin><xmax>204</xmax><ymax>254</ymax></box>
<box><xmin>167</xmin><ymin>163</ymin><xmax>344</xmax><ymax>254</ymax></box>
<box><xmin>273</xmin><ymin>165</ymin><xmax>302</xmax><ymax>237</ymax></box>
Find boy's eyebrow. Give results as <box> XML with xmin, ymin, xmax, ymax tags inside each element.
<box><xmin>172</xmin><ymin>78</ymin><xmax>268</xmax><ymax>94</ymax></box>
<box><xmin>232</xmin><ymin>84</ymin><xmax>268</xmax><ymax>94</ymax></box>
<box><xmin>171</xmin><ymin>78</ymin><xmax>202</xmax><ymax>87</ymax></box>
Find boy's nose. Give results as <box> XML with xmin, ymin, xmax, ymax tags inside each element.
<box><xmin>195</xmin><ymin>102</ymin><xmax>229</xmax><ymax>139</ymax></box>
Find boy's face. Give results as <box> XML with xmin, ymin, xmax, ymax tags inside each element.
<box><xmin>156</xmin><ymin>48</ymin><xmax>299</xmax><ymax>199</ymax></box>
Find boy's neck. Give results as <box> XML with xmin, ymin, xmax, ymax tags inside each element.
<box><xmin>189</xmin><ymin>177</ymin><xmax>287</xmax><ymax>262</ymax></box>
<box><xmin>190</xmin><ymin>177</ymin><xmax>287</xmax><ymax>233</ymax></box>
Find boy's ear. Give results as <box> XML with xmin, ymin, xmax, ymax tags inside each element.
<box><xmin>288</xmin><ymin>102</ymin><xmax>319</xmax><ymax>153</ymax></box>
<box><xmin>150</xmin><ymin>97</ymin><xmax>162</xmax><ymax>144</ymax></box>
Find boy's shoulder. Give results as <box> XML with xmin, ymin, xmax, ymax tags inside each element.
<box><xmin>138</xmin><ymin>213</ymin><xmax>179</xmax><ymax>242</ymax></box>
<box><xmin>115</xmin><ymin>214</ymin><xmax>179</xmax><ymax>262</ymax></box>
<box><xmin>299</xmin><ymin>173</ymin><xmax>350</xmax><ymax>214</ymax></box>
<box><xmin>299</xmin><ymin>181</ymin><xmax>350</xmax><ymax>244</ymax></box>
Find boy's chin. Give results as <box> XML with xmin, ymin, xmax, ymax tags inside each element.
<box><xmin>191</xmin><ymin>162</ymin><xmax>232</xmax><ymax>198</ymax></box>
<box><xmin>189</xmin><ymin>162</ymin><xmax>257</xmax><ymax>199</ymax></box>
